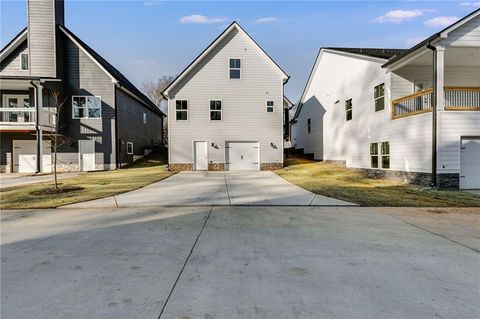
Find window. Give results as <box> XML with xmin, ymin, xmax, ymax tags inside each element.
<box><xmin>345</xmin><ymin>99</ymin><xmax>352</xmax><ymax>121</ymax></box>
<box><xmin>20</xmin><ymin>53</ymin><xmax>28</xmax><ymax>70</ymax></box>
<box><xmin>229</xmin><ymin>58</ymin><xmax>241</xmax><ymax>79</ymax></box>
<box><xmin>267</xmin><ymin>100</ymin><xmax>274</xmax><ymax>113</ymax></box>
<box><xmin>374</xmin><ymin>83</ymin><xmax>385</xmax><ymax>112</ymax></box>
<box><xmin>370</xmin><ymin>143</ymin><xmax>379</xmax><ymax>168</ymax></box>
<box><xmin>210</xmin><ymin>100</ymin><xmax>222</xmax><ymax>121</ymax></box>
<box><xmin>175</xmin><ymin>100</ymin><xmax>188</xmax><ymax>121</ymax></box>
<box><xmin>127</xmin><ymin>142</ymin><xmax>133</xmax><ymax>155</ymax></box>
<box><xmin>72</xmin><ymin>96</ymin><xmax>101</xmax><ymax>119</ymax></box>
<box><xmin>143</xmin><ymin>112</ymin><xmax>147</xmax><ymax>124</ymax></box>
<box><xmin>307</xmin><ymin>118</ymin><xmax>311</xmax><ymax>134</ymax></box>
<box><xmin>381</xmin><ymin>141</ymin><xmax>390</xmax><ymax>169</ymax></box>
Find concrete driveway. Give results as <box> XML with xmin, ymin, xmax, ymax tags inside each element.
<box><xmin>64</xmin><ymin>171</ymin><xmax>354</xmax><ymax>208</ymax></box>
<box><xmin>0</xmin><ymin>172</ymin><xmax>79</xmax><ymax>189</ymax></box>
<box><xmin>1</xmin><ymin>206</ymin><xmax>479</xmax><ymax>319</ymax></box>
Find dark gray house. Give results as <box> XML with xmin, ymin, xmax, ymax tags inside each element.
<box><xmin>0</xmin><ymin>0</ymin><xmax>165</xmax><ymax>173</ymax></box>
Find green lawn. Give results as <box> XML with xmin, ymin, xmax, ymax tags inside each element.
<box><xmin>277</xmin><ymin>157</ymin><xmax>480</xmax><ymax>207</ymax></box>
<box><xmin>1</xmin><ymin>151</ymin><xmax>174</xmax><ymax>209</ymax></box>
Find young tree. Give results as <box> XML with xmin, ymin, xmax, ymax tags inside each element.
<box><xmin>142</xmin><ymin>76</ymin><xmax>174</xmax><ymax>146</ymax></box>
<box><xmin>48</xmin><ymin>90</ymin><xmax>70</xmax><ymax>189</ymax></box>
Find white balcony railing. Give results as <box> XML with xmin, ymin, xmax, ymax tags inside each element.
<box><xmin>0</xmin><ymin>108</ymin><xmax>36</xmax><ymax>124</ymax></box>
<box><xmin>392</xmin><ymin>87</ymin><xmax>480</xmax><ymax>119</ymax></box>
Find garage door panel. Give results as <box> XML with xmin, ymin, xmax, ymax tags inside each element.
<box><xmin>226</xmin><ymin>142</ymin><xmax>259</xmax><ymax>171</ymax></box>
<box><xmin>460</xmin><ymin>138</ymin><xmax>480</xmax><ymax>189</ymax></box>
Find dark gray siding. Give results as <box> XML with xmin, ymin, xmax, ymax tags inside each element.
<box><xmin>0</xmin><ymin>132</ymin><xmax>35</xmax><ymax>168</ymax></box>
<box><xmin>116</xmin><ymin>88</ymin><xmax>163</xmax><ymax>166</ymax></box>
<box><xmin>0</xmin><ymin>40</ymin><xmax>29</xmax><ymax>75</ymax></box>
<box><xmin>60</xmin><ymin>34</ymin><xmax>116</xmax><ymax>169</ymax></box>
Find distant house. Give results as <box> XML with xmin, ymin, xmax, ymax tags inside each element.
<box><xmin>163</xmin><ymin>22</ymin><xmax>290</xmax><ymax>171</ymax></box>
<box><xmin>0</xmin><ymin>0</ymin><xmax>165</xmax><ymax>173</ymax></box>
<box><xmin>291</xmin><ymin>9</ymin><xmax>480</xmax><ymax>189</ymax></box>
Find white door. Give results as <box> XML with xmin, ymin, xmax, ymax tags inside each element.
<box><xmin>226</xmin><ymin>142</ymin><xmax>260</xmax><ymax>171</ymax></box>
<box><xmin>79</xmin><ymin>140</ymin><xmax>96</xmax><ymax>171</ymax></box>
<box><xmin>460</xmin><ymin>137</ymin><xmax>480</xmax><ymax>189</ymax></box>
<box><xmin>13</xmin><ymin>140</ymin><xmax>52</xmax><ymax>173</ymax></box>
<box><xmin>194</xmin><ymin>141</ymin><xmax>208</xmax><ymax>171</ymax></box>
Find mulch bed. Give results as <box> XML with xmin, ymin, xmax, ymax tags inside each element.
<box><xmin>30</xmin><ymin>186</ymin><xmax>84</xmax><ymax>196</ymax></box>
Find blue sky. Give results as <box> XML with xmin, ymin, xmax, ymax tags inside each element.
<box><xmin>1</xmin><ymin>1</ymin><xmax>479</xmax><ymax>101</ymax></box>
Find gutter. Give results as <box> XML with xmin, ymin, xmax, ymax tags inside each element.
<box><xmin>426</xmin><ymin>42</ymin><xmax>438</xmax><ymax>188</ymax></box>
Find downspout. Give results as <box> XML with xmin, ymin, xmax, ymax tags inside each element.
<box><xmin>30</xmin><ymin>80</ymin><xmax>40</xmax><ymax>173</ymax></box>
<box><xmin>426</xmin><ymin>43</ymin><xmax>437</xmax><ymax>188</ymax></box>
<box><xmin>113</xmin><ymin>83</ymin><xmax>119</xmax><ymax>169</ymax></box>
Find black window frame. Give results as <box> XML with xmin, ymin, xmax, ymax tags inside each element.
<box><xmin>175</xmin><ymin>100</ymin><xmax>188</xmax><ymax>121</ymax></box>
<box><xmin>381</xmin><ymin>141</ymin><xmax>390</xmax><ymax>169</ymax></box>
<box><xmin>209</xmin><ymin>100</ymin><xmax>222</xmax><ymax>121</ymax></box>
<box><xmin>229</xmin><ymin>58</ymin><xmax>241</xmax><ymax>79</ymax></box>
<box><xmin>307</xmin><ymin>118</ymin><xmax>311</xmax><ymax>134</ymax></box>
<box><xmin>370</xmin><ymin>142</ymin><xmax>379</xmax><ymax>168</ymax></box>
<box><xmin>266</xmin><ymin>100</ymin><xmax>274</xmax><ymax>113</ymax></box>
<box><xmin>374</xmin><ymin>83</ymin><xmax>385</xmax><ymax>112</ymax></box>
<box><xmin>345</xmin><ymin>99</ymin><xmax>352</xmax><ymax>121</ymax></box>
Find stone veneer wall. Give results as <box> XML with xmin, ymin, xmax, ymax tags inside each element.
<box><xmin>169</xmin><ymin>163</ymin><xmax>193</xmax><ymax>171</ymax></box>
<box><xmin>208</xmin><ymin>163</ymin><xmax>225</xmax><ymax>171</ymax></box>
<box><xmin>260</xmin><ymin>163</ymin><xmax>283</xmax><ymax>170</ymax></box>
<box><xmin>436</xmin><ymin>174</ymin><xmax>460</xmax><ymax>189</ymax></box>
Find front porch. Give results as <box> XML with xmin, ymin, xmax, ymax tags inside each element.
<box><xmin>389</xmin><ymin>46</ymin><xmax>480</xmax><ymax>119</ymax></box>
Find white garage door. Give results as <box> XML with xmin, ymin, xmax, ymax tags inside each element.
<box><xmin>226</xmin><ymin>142</ymin><xmax>259</xmax><ymax>171</ymax></box>
<box><xmin>460</xmin><ymin>138</ymin><xmax>480</xmax><ymax>189</ymax></box>
<box><xmin>13</xmin><ymin>140</ymin><xmax>51</xmax><ymax>173</ymax></box>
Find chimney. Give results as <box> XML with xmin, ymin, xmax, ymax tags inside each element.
<box><xmin>27</xmin><ymin>0</ymin><xmax>64</xmax><ymax>77</ymax></box>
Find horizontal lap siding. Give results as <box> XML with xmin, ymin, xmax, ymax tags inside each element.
<box><xmin>0</xmin><ymin>41</ymin><xmax>29</xmax><ymax>76</ymax></box>
<box><xmin>116</xmin><ymin>89</ymin><xmax>163</xmax><ymax>165</ymax></box>
<box><xmin>169</xmin><ymin>29</ymin><xmax>284</xmax><ymax>165</ymax></box>
<box><xmin>28</xmin><ymin>0</ymin><xmax>56</xmax><ymax>77</ymax></box>
<box><xmin>60</xmin><ymin>35</ymin><xmax>115</xmax><ymax>168</ymax></box>
<box><xmin>295</xmin><ymin>52</ymin><xmax>433</xmax><ymax>173</ymax></box>
<box><xmin>441</xmin><ymin>16</ymin><xmax>480</xmax><ymax>47</ymax></box>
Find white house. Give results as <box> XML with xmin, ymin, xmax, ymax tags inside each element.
<box><xmin>163</xmin><ymin>22</ymin><xmax>290</xmax><ymax>171</ymax></box>
<box><xmin>291</xmin><ymin>10</ymin><xmax>480</xmax><ymax>189</ymax></box>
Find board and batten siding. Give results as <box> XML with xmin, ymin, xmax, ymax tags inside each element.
<box><xmin>293</xmin><ymin>51</ymin><xmax>435</xmax><ymax>173</ymax></box>
<box><xmin>0</xmin><ymin>40</ymin><xmax>29</xmax><ymax>76</ymax></box>
<box><xmin>168</xmin><ymin>28</ymin><xmax>284</xmax><ymax>166</ymax></box>
<box><xmin>116</xmin><ymin>88</ymin><xmax>163</xmax><ymax>166</ymax></box>
<box><xmin>60</xmin><ymin>34</ymin><xmax>116</xmax><ymax>170</ymax></box>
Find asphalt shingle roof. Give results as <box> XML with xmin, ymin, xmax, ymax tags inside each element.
<box><xmin>324</xmin><ymin>47</ymin><xmax>407</xmax><ymax>60</ymax></box>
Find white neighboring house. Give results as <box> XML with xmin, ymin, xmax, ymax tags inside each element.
<box><xmin>291</xmin><ymin>10</ymin><xmax>480</xmax><ymax>189</ymax></box>
<box><xmin>163</xmin><ymin>22</ymin><xmax>290</xmax><ymax>171</ymax></box>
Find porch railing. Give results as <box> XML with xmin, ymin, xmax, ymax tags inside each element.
<box><xmin>0</xmin><ymin>108</ymin><xmax>36</xmax><ymax>124</ymax></box>
<box><xmin>444</xmin><ymin>87</ymin><xmax>480</xmax><ymax>110</ymax></box>
<box><xmin>392</xmin><ymin>87</ymin><xmax>480</xmax><ymax>119</ymax></box>
<box><xmin>391</xmin><ymin>89</ymin><xmax>433</xmax><ymax>119</ymax></box>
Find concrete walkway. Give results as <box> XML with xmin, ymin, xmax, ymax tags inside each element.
<box><xmin>63</xmin><ymin>171</ymin><xmax>355</xmax><ymax>208</ymax></box>
<box><xmin>0</xmin><ymin>172</ymin><xmax>79</xmax><ymax>189</ymax></box>
<box><xmin>1</xmin><ymin>206</ymin><xmax>478</xmax><ymax>319</ymax></box>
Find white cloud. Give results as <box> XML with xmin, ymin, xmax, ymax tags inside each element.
<box><xmin>424</xmin><ymin>16</ymin><xmax>460</xmax><ymax>28</ymax></box>
<box><xmin>372</xmin><ymin>9</ymin><xmax>430</xmax><ymax>23</ymax></box>
<box><xmin>179</xmin><ymin>15</ymin><xmax>227</xmax><ymax>24</ymax></box>
<box><xmin>459</xmin><ymin>2</ymin><xmax>480</xmax><ymax>7</ymax></box>
<box><xmin>253</xmin><ymin>17</ymin><xmax>277</xmax><ymax>24</ymax></box>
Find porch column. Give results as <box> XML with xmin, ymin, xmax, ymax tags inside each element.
<box><xmin>435</xmin><ymin>47</ymin><xmax>445</xmax><ymax>111</ymax></box>
<box><xmin>36</xmin><ymin>83</ymin><xmax>43</xmax><ymax>173</ymax></box>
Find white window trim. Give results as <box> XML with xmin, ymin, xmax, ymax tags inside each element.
<box><xmin>127</xmin><ymin>142</ymin><xmax>133</xmax><ymax>155</ymax></box>
<box><xmin>20</xmin><ymin>53</ymin><xmax>29</xmax><ymax>71</ymax></box>
<box><xmin>266</xmin><ymin>100</ymin><xmax>275</xmax><ymax>113</ymax></box>
<box><xmin>3</xmin><ymin>94</ymin><xmax>30</xmax><ymax>108</ymax></box>
<box><xmin>72</xmin><ymin>96</ymin><xmax>102</xmax><ymax>119</ymax></box>
<box><xmin>209</xmin><ymin>99</ymin><xmax>222</xmax><ymax>122</ymax></box>
<box><xmin>228</xmin><ymin>57</ymin><xmax>242</xmax><ymax>80</ymax></box>
<box><xmin>175</xmin><ymin>99</ymin><xmax>188</xmax><ymax>122</ymax></box>
<box><xmin>143</xmin><ymin>112</ymin><xmax>147</xmax><ymax>124</ymax></box>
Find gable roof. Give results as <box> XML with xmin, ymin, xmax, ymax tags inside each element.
<box><xmin>292</xmin><ymin>47</ymin><xmax>399</xmax><ymax>122</ymax></box>
<box><xmin>324</xmin><ymin>47</ymin><xmax>406</xmax><ymax>60</ymax></box>
<box><xmin>162</xmin><ymin>21</ymin><xmax>289</xmax><ymax>97</ymax></box>
<box><xmin>0</xmin><ymin>27</ymin><xmax>28</xmax><ymax>62</ymax></box>
<box><xmin>383</xmin><ymin>8</ymin><xmax>480</xmax><ymax>68</ymax></box>
<box><xmin>59</xmin><ymin>25</ymin><xmax>165</xmax><ymax>117</ymax></box>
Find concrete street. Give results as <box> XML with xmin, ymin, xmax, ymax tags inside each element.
<box><xmin>1</xmin><ymin>206</ymin><xmax>479</xmax><ymax>319</ymax></box>
<box><xmin>63</xmin><ymin>171</ymin><xmax>355</xmax><ymax>208</ymax></box>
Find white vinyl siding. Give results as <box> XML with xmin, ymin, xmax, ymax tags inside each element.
<box><xmin>168</xmin><ymin>28</ymin><xmax>284</xmax><ymax>166</ymax></box>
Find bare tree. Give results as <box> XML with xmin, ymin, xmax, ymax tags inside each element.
<box><xmin>142</xmin><ymin>76</ymin><xmax>174</xmax><ymax>146</ymax></box>
<box><xmin>48</xmin><ymin>90</ymin><xmax>70</xmax><ymax>189</ymax></box>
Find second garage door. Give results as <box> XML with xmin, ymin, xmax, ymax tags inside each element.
<box><xmin>226</xmin><ymin>142</ymin><xmax>259</xmax><ymax>171</ymax></box>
